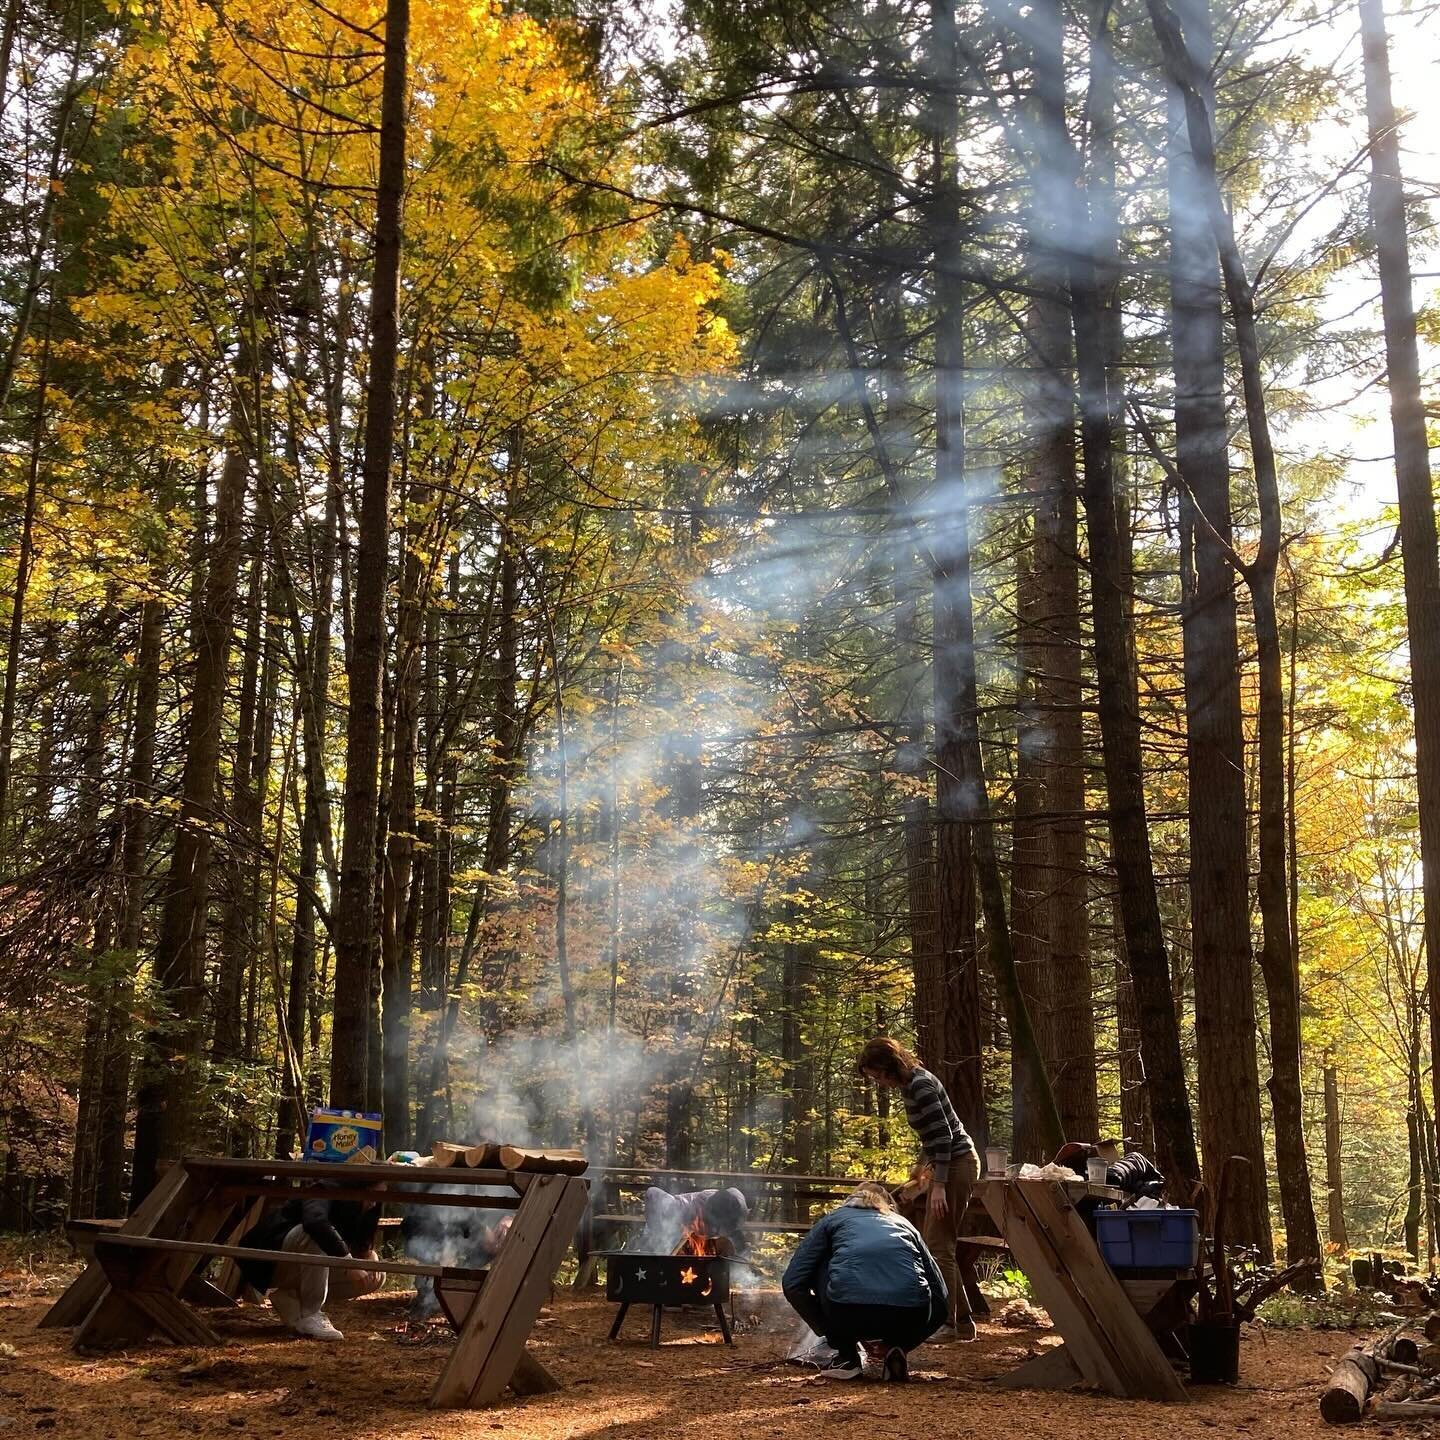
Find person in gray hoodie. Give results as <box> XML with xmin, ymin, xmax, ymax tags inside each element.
<box><xmin>782</xmin><ymin>1182</ymin><xmax>948</xmax><ymax>1382</ymax></box>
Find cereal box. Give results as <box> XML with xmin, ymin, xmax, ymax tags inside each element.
<box><xmin>306</xmin><ymin>1108</ymin><xmax>383</xmax><ymax>1164</ymax></box>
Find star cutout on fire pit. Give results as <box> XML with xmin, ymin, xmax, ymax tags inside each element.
<box><xmin>680</xmin><ymin>1266</ymin><xmax>698</xmax><ymax>1286</ymax></box>
<box><xmin>636</xmin><ymin>1268</ymin><xmax>647</xmax><ymax>1280</ymax></box>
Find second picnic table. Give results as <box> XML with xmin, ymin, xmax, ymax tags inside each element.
<box><xmin>977</xmin><ymin>1175</ymin><xmax>1192</xmax><ymax>1402</ymax></box>
<box><xmin>41</xmin><ymin>1155</ymin><xmax>589</xmax><ymax>1408</ymax></box>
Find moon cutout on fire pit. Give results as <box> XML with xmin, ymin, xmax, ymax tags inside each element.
<box><xmin>700</xmin><ymin>1278</ymin><xmax>713</xmax><ymax>1298</ymax></box>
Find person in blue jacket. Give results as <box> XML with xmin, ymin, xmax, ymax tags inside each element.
<box><xmin>782</xmin><ymin>1181</ymin><xmax>948</xmax><ymax>1382</ymax></box>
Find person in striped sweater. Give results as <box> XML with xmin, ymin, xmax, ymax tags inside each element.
<box><xmin>856</xmin><ymin>1036</ymin><xmax>981</xmax><ymax>1340</ymax></box>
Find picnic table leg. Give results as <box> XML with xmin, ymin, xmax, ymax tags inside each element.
<box><xmin>40</xmin><ymin>1164</ymin><xmax>189</xmax><ymax>1330</ymax></box>
<box><xmin>956</xmin><ymin>1244</ymin><xmax>991</xmax><ymax>1318</ymax></box>
<box><xmin>213</xmin><ymin>1197</ymin><xmax>267</xmax><ymax>1299</ymax></box>
<box><xmin>994</xmin><ymin>1343</ymin><xmax>1083</xmax><ymax>1390</ymax></box>
<box><xmin>572</xmin><ymin>1201</ymin><xmax>596</xmax><ymax>1291</ymax></box>
<box><xmin>74</xmin><ymin>1167</ymin><xmax>236</xmax><ymax>1351</ymax></box>
<box><xmin>508</xmin><ymin>1349</ymin><xmax>561</xmax><ymax>1395</ymax></box>
<box><xmin>430</xmin><ymin>1173</ymin><xmax>590</xmax><ymax>1408</ymax></box>
<box><xmin>434</xmin><ymin>1277</ymin><xmax>559</xmax><ymax>1396</ymax></box>
<box><xmin>978</xmin><ymin>1180</ymin><xmax>1187</xmax><ymax>1402</ymax></box>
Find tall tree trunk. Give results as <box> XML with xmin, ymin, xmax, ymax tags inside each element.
<box><xmin>130</xmin><ymin>436</ymin><xmax>249</xmax><ymax>1203</ymax></box>
<box><xmin>1060</xmin><ymin>6</ymin><xmax>1201</xmax><ymax>1184</ymax></box>
<box><xmin>97</xmin><ymin>597</ymin><xmax>162</xmax><ymax>1213</ymax></box>
<box><xmin>1088</xmin><ymin>0</ymin><xmax>1154</xmax><ymax>1164</ymax></box>
<box><xmin>1357</xmin><ymin>0</ymin><xmax>1440</xmax><ymax>1157</ymax></box>
<box><xmin>1114</xmin><ymin>927</ymin><xmax>1154</xmax><ymax>1153</ymax></box>
<box><xmin>331</xmin><ymin>0</ymin><xmax>410</xmax><ymax>1107</ymax></box>
<box><xmin>430</xmin><ymin>531</ymin><xmax>516</xmax><ymax>1119</ymax></box>
<box><xmin>71</xmin><ymin>677</ymin><xmax>111</xmax><ymax>1218</ymax></box>
<box><xmin>1407</xmin><ymin>1095</ymin><xmax>1423</xmax><ymax>1262</ymax></box>
<box><xmin>1162</xmin><ymin>0</ymin><xmax>1271</xmax><ymax>1253</ymax></box>
<box><xmin>1027</xmin><ymin>0</ymin><xmax>1097</xmax><ymax>1145</ymax></box>
<box><xmin>380</xmin><ymin>477</ymin><xmax>424</xmax><ymax>1154</ymax></box>
<box><xmin>1149</xmin><ymin>0</ymin><xmax>1317</xmax><ymax>1270</ymax></box>
<box><xmin>0</xmin><ymin>304</ymin><xmax>54</xmax><ymax>852</ymax></box>
<box><xmin>932</xmin><ymin>0</ymin><xmax>1060</xmax><ymax>1154</ymax></box>
<box><xmin>214</xmin><ymin>550</ymin><xmax>263</xmax><ymax>1071</ymax></box>
<box><xmin>1011</xmin><ymin>532</ymin><xmax>1050</xmax><ymax>1162</ymax></box>
<box><xmin>1322</xmin><ymin>1051</ymin><xmax>1348</xmax><ymax>1251</ymax></box>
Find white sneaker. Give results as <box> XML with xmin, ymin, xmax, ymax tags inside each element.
<box><xmin>292</xmin><ymin>1312</ymin><xmax>345</xmax><ymax>1342</ymax></box>
<box><xmin>270</xmin><ymin>1290</ymin><xmax>302</xmax><ymax>1328</ymax></box>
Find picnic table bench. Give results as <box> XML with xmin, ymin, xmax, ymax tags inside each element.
<box><xmin>977</xmin><ymin>1175</ymin><xmax>1192</xmax><ymax>1401</ymax></box>
<box><xmin>42</xmin><ymin>1156</ymin><xmax>588</xmax><ymax>1409</ymax></box>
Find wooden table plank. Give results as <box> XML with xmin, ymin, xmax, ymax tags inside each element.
<box><xmin>209</xmin><ymin>1181</ymin><xmax>522</xmax><ymax>1210</ymax></box>
<box><xmin>92</xmin><ymin>1234</ymin><xmax>486</xmax><ymax>1282</ymax></box>
<box><xmin>180</xmin><ymin>1157</ymin><xmax>532</xmax><ymax>1190</ymax></box>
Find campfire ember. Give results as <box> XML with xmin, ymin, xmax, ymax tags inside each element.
<box><xmin>389</xmin><ymin>1319</ymin><xmax>453</xmax><ymax>1348</ymax></box>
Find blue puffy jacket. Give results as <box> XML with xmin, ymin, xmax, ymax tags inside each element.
<box><xmin>783</xmin><ymin>1204</ymin><xmax>948</xmax><ymax>1311</ymax></box>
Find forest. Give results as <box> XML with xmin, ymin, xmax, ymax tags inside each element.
<box><xmin>0</xmin><ymin>0</ymin><xmax>1437</xmax><ymax>1284</ymax></box>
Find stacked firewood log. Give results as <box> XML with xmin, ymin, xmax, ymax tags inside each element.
<box><xmin>429</xmin><ymin>1141</ymin><xmax>587</xmax><ymax>1174</ymax></box>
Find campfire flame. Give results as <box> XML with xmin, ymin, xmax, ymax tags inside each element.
<box><xmin>674</xmin><ymin>1211</ymin><xmax>719</xmax><ymax>1257</ymax></box>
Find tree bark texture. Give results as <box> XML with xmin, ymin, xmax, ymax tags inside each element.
<box><xmin>1357</xmin><ymin>0</ymin><xmax>1440</xmax><ymax>1166</ymax></box>
<box><xmin>130</xmin><ymin>439</ymin><xmax>249</xmax><ymax>1203</ymax></box>
<box><xmin>1323</xmin><ymin>1054</ymin><xmax>1348</xmax><ymax>1251</ymax></box>
<box><xmin>1163</xmin><ymin>0</ymin><xmax>1271</xmax><ymax>1253</ymax></box>
<box><xmin>1150</xmin><ymin>0</ymin><xmax>1318</xmax><ymax>1267</ymax></box>
<box><xmin>332</xmin><ymin>0</ymin><xmax>410</xmax><ymax>1107</ymax></box>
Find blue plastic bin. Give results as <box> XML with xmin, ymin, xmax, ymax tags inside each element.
<box><xmin>1093</xmin><ymin>1207</ymin><xmax>1200</xmax><ymax>1270</ymax></box>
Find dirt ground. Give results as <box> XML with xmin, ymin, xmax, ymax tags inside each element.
<box><xmin>0</xmin><ymin>1260</ymin><xmax>1410</xmax><ymax>1440</ymax></box>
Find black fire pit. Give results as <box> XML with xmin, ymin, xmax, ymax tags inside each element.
<box><xmin>599</xmin><ymin>1251</ymin><xmax>734</xmax><ymax>1347</ymax></box>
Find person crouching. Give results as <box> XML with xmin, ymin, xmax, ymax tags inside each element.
<box><xmin>238</xmin><ymin>1189</ymin><xmax>383</xmax><ymax>1341</ymax></box>
<box><xmin>782</xmin><ymin>1181</ymin><xmax>948</xmax><ymax>1382</ymax></box>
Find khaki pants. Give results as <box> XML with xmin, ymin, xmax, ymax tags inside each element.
<box><xmin>921</xmin><ymin>1149</ymin><xmax>982</xmax><ymax>1325</ymax></box>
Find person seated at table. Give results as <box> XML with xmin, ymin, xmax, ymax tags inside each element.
<box><xmin>1054</xmin><ymin>1140</ymin><xmax>1165</xmax><ymax>1199</ymax></box>
<box><xmin>641</xmin><ymin>1185</ymin><xmax>750</xmax><ymax>1255</ymax></box>
<box><xmin>238</xmin><ymin>1187</ymin><xmax>383</xmax><ymax>1341</ymax></box>
<box><xmin>782</xmin><ymin>1181</ymin><xmax>948</xmax><ymax>1383</ymax></box>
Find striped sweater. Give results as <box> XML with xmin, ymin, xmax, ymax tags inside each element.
<box><xmin>903</xmin><ymin>1067</ymin><xmax>976</xmax><ymax>1182</ymax></box>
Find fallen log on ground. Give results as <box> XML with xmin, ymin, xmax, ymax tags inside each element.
<box><xmin>1375</xmin><ymin>1401</ymin><xmax>1440</xmax><ymax>1419</ymax></box>
<box><xmin>1321</xmin><ymin>1327</ymin><xmax>1407</xmax><ymax>1424</ymax></box>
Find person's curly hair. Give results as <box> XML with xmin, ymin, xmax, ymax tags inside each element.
<box><xmin>855</xmin><ymin>1035</ymin><xmax>919</xmax><ymax>1084</ymax></box>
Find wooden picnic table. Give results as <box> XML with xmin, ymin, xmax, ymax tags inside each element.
<box><xmin>41</xmin><ymin>1156</ymin><xmax>589</xmax><ymax>1409</ymax></box>
<box><xmin>977</xmin><ymin>1175</ymin><xmax>1191</xmax><ymax>1402</ymax></box>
